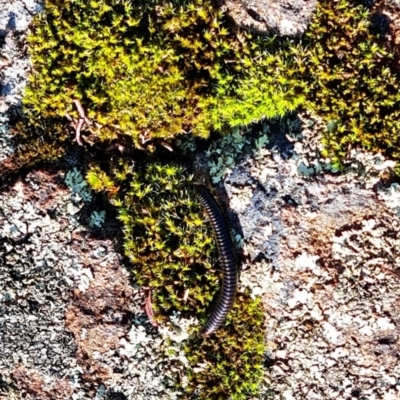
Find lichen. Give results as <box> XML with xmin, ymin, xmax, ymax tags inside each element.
<box><xmin>89</xmin><ymin>210</ymin><xmax>106</xmax><ymax>228</ymax></box>
<box><xmin>64</xmin><ymin>167</ymin><xmax>93</xmax><ymax>203</ymax></box>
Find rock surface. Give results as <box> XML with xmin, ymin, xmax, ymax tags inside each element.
<box><xmin>0</xmin><ymin>0</ymin><xmax>43</xmax><ymax>162</ymax></box>
<box><xmin>1</xmin><ymin>0</ymin><xmax>400</xmax><ymax>399</ymax></box>
<box><xmin>0</xmin><ymin>168</ymin><xmax>192</xmax><ymax>400</ymax></box>
<box><xmin>208</xmin><ymin>112</ymin><xmax>400</xmax><ymax>400</ymax></box>
<box><xmin>222</xmin><ymin>0</ymin><xmax>317</xmax><ymax>36</ymax></box>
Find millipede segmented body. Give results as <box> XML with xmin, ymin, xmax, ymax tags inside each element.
<box><xmin>195</xmin><ymin>185</ymin><xmax>238</xmax><ymax>336</ymax></box>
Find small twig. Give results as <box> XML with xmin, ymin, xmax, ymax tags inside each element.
<box><xmin>72</xmin><ymin>99</ymin><xmax>91</xmax><ymax>146</ymax></box>
<box><xmin>160</xmin><ymin>140</ymin><xmax>173</xmax><ymax>152</ymax></box>
<box><xmin>75</xmin><ymin>119</ymin><xmax>85</xmax><ymax>146</ymax></box>
<box><xmin>139</xmin><ymin>132</ymin><xmax>152</xmax><ymax>146</ymax></box>
<box><xmin>144</xmin><ymin>289</ymin><xmax>158</xmax><ymax>327</ymax></box>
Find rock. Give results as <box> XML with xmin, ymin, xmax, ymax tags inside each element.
<box><xmin>0</xmin><ymin>0</ymin><xmax>44</xmax><ymax>162</ymax></box>
<box><xmin>0</xmin><ymin>168</ymin><xmax>190</xmax><ymax>400</ymax></box>
<box><xmin>222</xmin><ymin>0</ymin><xmax>318</xmax><ymax>36</ymax></box>
<box><xmin>211</xmin><ymin>111</ymin><xmax>400</xmax><ymax>400</ymax></box>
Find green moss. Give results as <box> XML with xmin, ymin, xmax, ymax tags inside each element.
<box><xmin>24</xmin><ymin>0</ymin><xmax>302</xmax><ymax>144</ymax></box>
<box><xmin>299</xmin><ymin>0</ymin><xmax>400</xmax><ymax>171</ymax></box>
<box><xmin>113</xmin><ymin>161</ymin><xmax>219</xmax><ymax>316</ymax></box>
<box><xmin>23</xmin><ymin>0</ymin><xmax>400</xmax><ymax>175</ymax></box>
<box><xmin>184</xmin><ymin>292</ymin><xmax>265</xmax><ymax>400</ymax></box>
<box><xmin>86</xmin><ymin>159</ymin><xmax>267</xmax><ymax>398</ymax></box>
<box><xmin>87</xmin><ymin>159</ymin><xmax>220</xmax><ymax>316</ymax></box>
<box><xmin>0</xmin><ymin>116</ymin><xmax>70</xmax><ymax>177</ymax></box>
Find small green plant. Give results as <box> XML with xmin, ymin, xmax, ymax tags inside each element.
<box><xmin>86</xmin><ymin>159</ymin><xmax>267</xmax><ymax>398</ymax></box>
<box><xmin>87</xmin><ymin>160</ymin><xmax>219</xmax><ymax>315</ymax></box>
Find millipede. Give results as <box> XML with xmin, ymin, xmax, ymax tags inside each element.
<box><xmin>195</xmin><ymin>184</ymin><xmax>238</xmax><ymax>336</ymax></box>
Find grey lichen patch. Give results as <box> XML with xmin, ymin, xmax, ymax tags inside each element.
<box><xmin>379</xmin><ymin>182</ymin><xmax>400</xmax><ymax>216</ymax></box>
<box><xmin>64</xmin><ymin>168</ymin><xmax>93</xmax><ymax>203</ymax></box>
<box><xmin>0</xmin><ymin>169</ymin><xmax>188</xmax><ymax>400</ymax></box>
<box><xmin>267</xmin><ymin>213</ymin><xmax>400</xmax><ymax>399</ymax></box>
<box><xmin>0</xmin><ymin>113</ymin><xmax>14</xmax><ymax>163</ymax></box>
<box><xmin>0</xmin><ymin>170</ymin><xmax>84</xmax><ymax>399</ymax></box>
<box><xmin>0</xmin><ymin>0</ymin><xmax>44</xmax><ymax>160</ymax></box>
<box><xmin>343</xmin><ymin>150</ymin><xmax>396</xmax><ymax>188</ymax></box>
<box><xmin>206</xmin><ymin>112</ymin><xmax>329</xmax><ymax>189</ymax></box>
<box><xmin>89</xmin><ymin>210</ymin><xmax>106</xmax><ymax>228</ymax></box>
<box><xmin>223</xmin><ymin>0</ymin><xmax>318</xmax><ymax>36</ymax></box>
<box><xmin>112</xmin><ymin>312</ymin><xmax>197</xmax><ymax>399</ymax></box>
<box><xmin>0</xmin><ymin>0</ymin><xmax>44</xmax><ymax>109</ymax></box>
<box><xmin>64</xmin><ymin>168</ymin><xmax>108</xmax><ymax>229</ymax></box>
<box><xmin>205</xmin><ymin>127</ymin><xmax>254</xmax><ymax>184</ymax></box>
<box><xmin>205</xmin><ymin>121</ymin><xmax>276</xmax><ymax>184</ymax></box>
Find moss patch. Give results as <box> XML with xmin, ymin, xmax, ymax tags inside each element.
<box><xmin>23</xmin><ymin>0</ymin><xmax>302</xmax><ymax>144</ymax></box>
<box><xmin>86</xmin><ymin>159</ymin><xmax>266</xmax><ymax>398</ymax></box>
<box><xmin>300</xmin><ymin>0</ymin><xmax>400</xmax><ymax>172</ymax></box>
<box><xmin>184</xmin><ymin>292</ymin><xmax>265</xmax><ymax>400</ymax></box>
<box><xmin>22</xmin><ymin>0</ymin><xmax>400</xmax><ymax>174</ymax></box>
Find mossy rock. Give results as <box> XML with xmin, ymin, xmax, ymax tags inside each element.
<box><xmin>86</xmin><ymin>159</ymin><xmax>266</xmax><ymax>399</ymax></box>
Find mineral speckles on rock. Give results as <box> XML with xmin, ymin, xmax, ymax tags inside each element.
<box><xmin>0</xmin><ymin>0</ymin><xmax>44</xmax><ymax>161</ymax></box>
<box><xmin>112</xmin><ymin>313</ymin><xmax>195</xmax><ymax>400</ymax></box>
<box><xmin>0</xmin><ymin>0</ymin><xmax>43</xmax><ymax>110</ymax></box>
<box><xmin>378</xmin><ymin>182</ymin><xmax>400</xmax><ymax>215</ymax></box>
<box><xmin>0</xmin><ymin>171</ymin><xmax>81</xmax><ymax>399</ymax></box>
<box><xmin>220</xmin><ymin>113</ymin><xmax>400</xmax><ymax>399</ymax></box>
<box><xmin>64</xmin><ymin>245</ymin><xmax>138</xmax><ymax>384</ymax></box>
<box><xmin>0</xmin><ymin>170</ymin><xmax>186</xmax><ymax>400</ymax></box>
<box><xmin>0</xmin><ymin>113</ymin><xmax>13</xmax><ymax>163</ymax></box>
<box><xmin>263</xmin><ymin>234</ymin><xmax>400</xmax><ymax>398</ymax></box>
<box><xmin>222</xmin><ymin>0</ymin><xmax>318</xmax><ymax>36</ymax></box>
<box><xmin>12</xmin><ymin>366</ymin><xmax>74</xmax><ymax>400</ymax></box>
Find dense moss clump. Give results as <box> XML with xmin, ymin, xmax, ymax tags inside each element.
<box><xmin>88</xmin><ymin>160</ymin><xmax>219</xmax><ymax>315</ymax></box>
<box><xmin>86</xmin><ymin>160</ymin><xmax>266</xmax><ymax>399</ymax></box>
<box><xmin>24</xmin><ymin>0</ymin><xmax>302</xmax><ymax>144</ymax></box>
<box><xmin>24</xmin><ymin>0</ymin><xmax>400</xmax><ymax>172</ymax></box>
<box><xmin>300</xmin><ymin>0</ymin><xmax>400</xmax><ymax>170</ymax></box>
<box><xmin>185</xmin><ymin>292</ymin><xmax>266</xmax><ymax>400</ymax></box>
<box><xmin>0</xmin><ymin>117</ymin><xmax>70</xmax><ymax>177</ymax></box>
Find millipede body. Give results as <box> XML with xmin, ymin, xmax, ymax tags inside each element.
<box><xmin>195</xmin><ymin>185</ymin><xmax>238</xmax><ymax>336</ymax></box>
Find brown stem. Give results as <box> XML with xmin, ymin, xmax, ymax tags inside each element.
<box><xmin>72</xmin><ymin>99</ymin><xmax>91</xmax><ymax>146</ymax></box>
<box><xmin>144</xmin><ymin>289</ymin><xmax>158</xmax><ymax>327</ymax></box>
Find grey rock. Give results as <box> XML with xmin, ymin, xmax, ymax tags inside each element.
<box><xmin>222</xmin><ymin>0</ymin><xmax>318</xmax><ymax>36</ymax></box>
<box><xmin>0</xmin><ymin>0</ymin><xmax>44</xmax><ymax>162</ymax></box>
<box><xmin>213</xmin><ymin>111</ymin><xmax>400</xmax><ymax>400</ymax></box>
<box><xmin>0</xmin><ymin>169</ymin><xmax>190</xmax><ymax>400</ymax></box>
